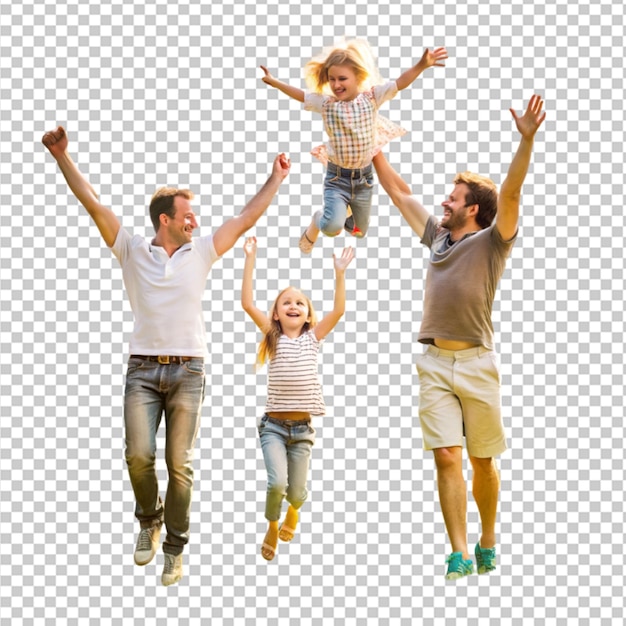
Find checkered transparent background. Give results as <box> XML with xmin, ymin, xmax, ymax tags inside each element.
<box><xmin>1</xmin><ymin>0</ymin><xmax>625</xmax><ymax>624</ymax></box>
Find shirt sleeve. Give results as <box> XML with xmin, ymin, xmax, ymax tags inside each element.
<box><xmin>193</xmin><ymin>234</ymin><xmax>220</xmax><ymax>269</ymax></box>
<box><xmin>489</xmin><ymin>223</ymin><xmax>518</xmax><ymax>255</ymax></box>
<box><xmin>110</xmin><ymin>227</ymin><xmax>133</xmax><ymax>265</ymax></box>
<box><xmin>307</xmin><ymin>328</ymin><xmax>323</xmax><ymax>348</ymax></box>
<box><xmin>303</xmin><ymin>92</ymin><xmax>326</xmax><ymax>113</ymax></box>
<box><xmin>420</xmin><ymin>215</ymin><xmax>439</xmax><ymax>249</ymax></box>
<box><xmin>372</xmin><ymin>81</ymin><xmax>399</xmax><ymax>107</ymax></box>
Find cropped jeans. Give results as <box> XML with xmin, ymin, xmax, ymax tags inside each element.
<box><xmin>124</xmin><ymin>356</ymin><xmax>205</xmax><ymax>556</ymax></box>
<box><xmin>316</xmin><ymin>162</ymin><xmax>374</xmax><ymax>237</ymax></box>
<box><xmin>257</xmin><ymin>415</ymin><xmax>316</xmax><ymax>521</ymax></box>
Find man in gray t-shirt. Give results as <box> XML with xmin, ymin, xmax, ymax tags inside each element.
<box><xmin>373</xmin><ymin>95</ymin><xmax>545</xmax><ymax>580</ymax></box>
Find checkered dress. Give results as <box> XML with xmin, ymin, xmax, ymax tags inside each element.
<box><xmin>304</xmin><ymin>81</ymin><xmax>406</xmax><ymax>169</ymax></box>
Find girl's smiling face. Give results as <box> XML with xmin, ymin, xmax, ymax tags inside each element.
<box><xmin>273</xmin><ymin>288</ymin><xmax>311</xmax><ymax>332</ymax></box>
<box><xmin>327</xmin><ymin>64</ymin><xmax>360</xmax><ymax>101</ymax></box>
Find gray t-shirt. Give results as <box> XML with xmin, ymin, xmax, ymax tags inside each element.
<box><xmin>419</xmin><ymin>215</ymin><xmax>517</xmax><ymax>350</ymax></box>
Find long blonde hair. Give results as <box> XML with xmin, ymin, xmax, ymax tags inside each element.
<box><xmin>257</xmin><ymin>287</ymin><xmax>318</xmax><ymax>366</ymax></box>
<box><xmin>304</xmin><ymin>38</ymin><xmax>383</xmax><ymax>95</ymax></box>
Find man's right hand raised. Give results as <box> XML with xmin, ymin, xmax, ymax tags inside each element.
<box><xmin>42</xmin><ymin>126</ymin><xmax>68</xmax><ymax>159</ymax></box>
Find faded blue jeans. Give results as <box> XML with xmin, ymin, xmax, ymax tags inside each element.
<box><xmin>316</xmin><ymin>162</ymin><xmax>374</xmax><ymax>237</ymax></box>
<box><xmin>257</xmin><ymin>415</ymin><xmax>316</xmax><ymax>521</ymax></box>
<box><xmin>124</xmin><ymin>356</ymin><xmax>205</xmax><ymax>556</ymax></box>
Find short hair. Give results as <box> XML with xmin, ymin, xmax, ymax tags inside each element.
<box><xmin>149</xmin><ymin>187</ymin><xmax>194</xmax><ymax>232</ymax></box>
<box><xmin>453</xmin><ymin>172</ymin><xmax>498</xmax><ymax>230</ymax></box>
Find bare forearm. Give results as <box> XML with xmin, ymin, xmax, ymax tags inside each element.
<box><xmin>55</xmin><ymin>153</ymin><xmax>100</xmax><ymax>211</ymax></box>
<box><xmin>373</xmin><ymin>153</ymin><xmax>429</xmax><ymax>236</ymax></box>
<box><xmin>332</xmin><ymin>272</ymin><xmax>346</xmax><ymax>317</ymax></box>
<box><xmin>266</xmin><ymin>77</ymin><xmax>305</xmax><ymax>103</ymax></box>
<box><xmin>241</xmin><ymin>257</ymin><xmax>256</xmax><ymax>311</ymax></box>
<box><xmin>237</xmin><ymin>174</ymin><xmax>284</xmax><ymax>229</ymax></box>
<box><xmin>373</xmin><ymin>152</ymin><xmax>412</xmax><ymax>203</ymax></box>
<box><xmin>501</xmin><ymin>136</ymin><xmax>535</xmax><ymax>199</ymax></box>
<box><xmin>395</xmin><ymin>61</ymin><xmax>427</xmax><ymax>91</ymax></box>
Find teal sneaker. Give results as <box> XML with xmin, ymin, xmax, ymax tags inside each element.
<box><xmin>475</xmin><ymin>543</ymin><xmax>496</xmax><ymax>574</ymax></box>
<box><xmin>445</xmin><ymin>552</ymin><xmax>474</xmax><ymax>580</ymax></box>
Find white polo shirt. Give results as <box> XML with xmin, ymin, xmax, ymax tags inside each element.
<box><xmin>111</xmin><ymin>227</ymin><xmax>220</xmax><ymax>358</ymax></box>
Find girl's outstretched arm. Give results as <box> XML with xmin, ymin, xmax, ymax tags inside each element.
<box><xmin>314</xmin><ymin>247</ymin><xmax>355</xmax><ymax>341</ymax></box>
<box><xmin>260</xmin><ymin>66</ymin><xmax>305</xmax><ymax>102</ymax></box>
<box><xmin>395</xmin><ymin>47</ymin><xmax>448</xmax><ymax>91</ymax></box>
<box><xmin>241</xmin><ymin>237</ymin><xmax>271</xmax><ymax>331</ymax></box>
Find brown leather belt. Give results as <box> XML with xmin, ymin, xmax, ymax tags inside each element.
<box><xmin>130</xmin><ymin>355</ymin><xmax>197</xmax><ymax>364</ymax></box>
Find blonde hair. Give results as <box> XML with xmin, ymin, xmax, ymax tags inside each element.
<box><xmin>304</xmin><ymin>38</ymin><xmax>383</xmax><ymax>95</ymax></box>
<box><xmin>257</xmin><ymin>287</ymin><xmax>318</xmax><ymax>366</ymax></box>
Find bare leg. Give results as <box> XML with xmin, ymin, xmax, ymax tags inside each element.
<box><xmin>433</xmin><ymin>446</ymin><xmax>468</xmax><ymax>558</ymax></box>
<box><xmin>304</xmin><ymin>217</ymin><xmax>320</xmax><ymax>244</ymax></box>
<box><xmin>278</xmin><ymin>505</ymin><xmax>299</xmax><ymax>542</ymax></box>
<box><xmin>469</xmin><ymin>456</ymin><xmax>500</xmax><ymax>549</ymax></box>
<box><xmin>261</xmin><ymin>520</ymin><xmax>279</xmax><ymax>560</ymax></box>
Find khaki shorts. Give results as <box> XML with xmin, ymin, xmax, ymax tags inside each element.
<box><xmin>415</xmin><ymin>345</ymin><xmax>507</xmax><ymax>458</ymax></box>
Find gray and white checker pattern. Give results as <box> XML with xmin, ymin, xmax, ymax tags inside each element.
<box><xmin>1</xmin><ymin>0</ymin><xmax>624</xmax><ymax>623</ymax></box>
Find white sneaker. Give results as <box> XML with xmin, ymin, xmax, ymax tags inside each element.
<box><xmin>134</xmin><ymin>523</ymin><xmax>161</xmax><ymax>566</ymax></box>
<box><xmin>161</xmin><ymin>553</ymin><xmax>183</xmax><ymax>586</ymax></box>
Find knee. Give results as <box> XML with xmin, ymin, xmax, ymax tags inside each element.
<box><xmin>286</xmin><ymin>485</ymin><xmax>308</xmax><ymax>508</ymax></box>
<box><xmin>318</xmin><ymin>212</ymin><xmax>344</xmax><ymax>236</ymax></box>
<box><xmin>165</xmin><ymin>450</ymin><xmax>194</xmax><ymax>484</ymax></box>
<box><xmin>125</xmin><ymin>445</ymin><xmax>155</xmax><ymax>472</ymax></box>
<box><xmin>433</xmin><ymin>447</ymin><xmax>462</xmax><ymax>473</ymax></box>
<box><xmin>320</xmin><ymin>222</ymin><xmax>343</xmax><ymax>237</ymax></box>
<box><xmin>267</xmin><ymin>480</ymin><xmax>287</xmax><ymax>497</ymax></box>
<box><xmin>470</xmin><ymin>456</ymin><xmax>496</xmax><ymax>475</ymax></box>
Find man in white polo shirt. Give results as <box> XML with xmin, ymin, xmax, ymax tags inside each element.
<box><xmin>42</xmin><ymin>126</ymin><xmax>290</xmax><ymax>585</ymax></box>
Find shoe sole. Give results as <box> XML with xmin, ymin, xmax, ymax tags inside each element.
<box><xmin>134</xmin><ymin>552</ymin><xmax>157</xmax><ymax>566</ymax></box>
<box><xmin>162</xmin><ymin>573</ymin><xmax>182</xmax><ymax>586</ymax></box>
<box><xmin>445</xmin><ymin>571</ymin><xmax>473</xmax><ymax>580</ymax></box>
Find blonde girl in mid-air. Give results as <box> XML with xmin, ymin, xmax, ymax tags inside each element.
<box><xmin>241</xmin><ymin>237</ymin><xmax>354</xmax><ymax>560</ymax></box>
<box><xmin>261</xmin><ymin>38</ymin><xmax>447</xmax><ymax>253</ymax></box>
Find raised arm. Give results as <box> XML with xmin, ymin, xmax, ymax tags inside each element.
<box><xmin>260</xmin><ymin>66</ymin><xmax>305</xmax><ymax>103</ymax></box>
<box><xmin>241</xmin><ymin>237</ymin><xmax>271</xmax><ymax>332</ymax></box>
<box><xmin>496</xmin><ymin>94</ymin><xmax>546</xmax><ymax>241</ymax></box>
<box><xmin>314</xmin><ymin>247</ymin><xmax>355</xmax><ymax>341</ymax></box>
<box><xmin>372</xmin><ymin>152</ymin><xmax>431</xmax><ymax>238</ymax></box>
<box><xmin>41</xmin><ymin>126</ymin><xmax>121</xmax><ymax>247</ymax></box>
<box><xmin>212</xmin><ymin>153</ymin><xmax>290</xmax><ymax>257</ymax></box>
<box><xmin>395</xmin><ymin>47</ymin><xmax>448</xmax><ymax>91</ymax></box>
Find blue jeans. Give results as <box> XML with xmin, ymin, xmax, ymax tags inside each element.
<box><xmin>124</xmin><ymin>356</ymin><xmax>206</xmax><ymax>556</ymax></box>
<box><xmin>257</xmin><ymin>415</ymin><xmax>316</xmax><ymax>521</ymax></box>
<box><xmin>316</xmin><ymin>162</ymin><xmax>374</xmax><ymax>237</ymax></box>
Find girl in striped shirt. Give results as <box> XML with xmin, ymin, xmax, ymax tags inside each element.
<box><xmin>261</xmin><ymin>39</ymin><xmax>447</xmax><ymax>253</ymax></box>
<box><xmin>241</xmin><ymin>237</ymin><xmax>355</xmax><ymax>560</ymax></box>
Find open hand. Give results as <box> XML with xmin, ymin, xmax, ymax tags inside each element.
<box><xmin>510</xmin><ymin>94</ymin><xmax>546</xmax><ymax>139</ymax></box>
<box><xmin>41</xmin><ymin>126</ymin><xmax>68</xmax><ymax>159</ymax></box>
<box><xmin>333</xmin><ymin>247</ymin><xmax>355</xmax><ymax>273</ymax></box>
<box><xmin>419</xmin><ymin>47</ymin><xmax>448</xmax><ymax>69</ymax></box>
